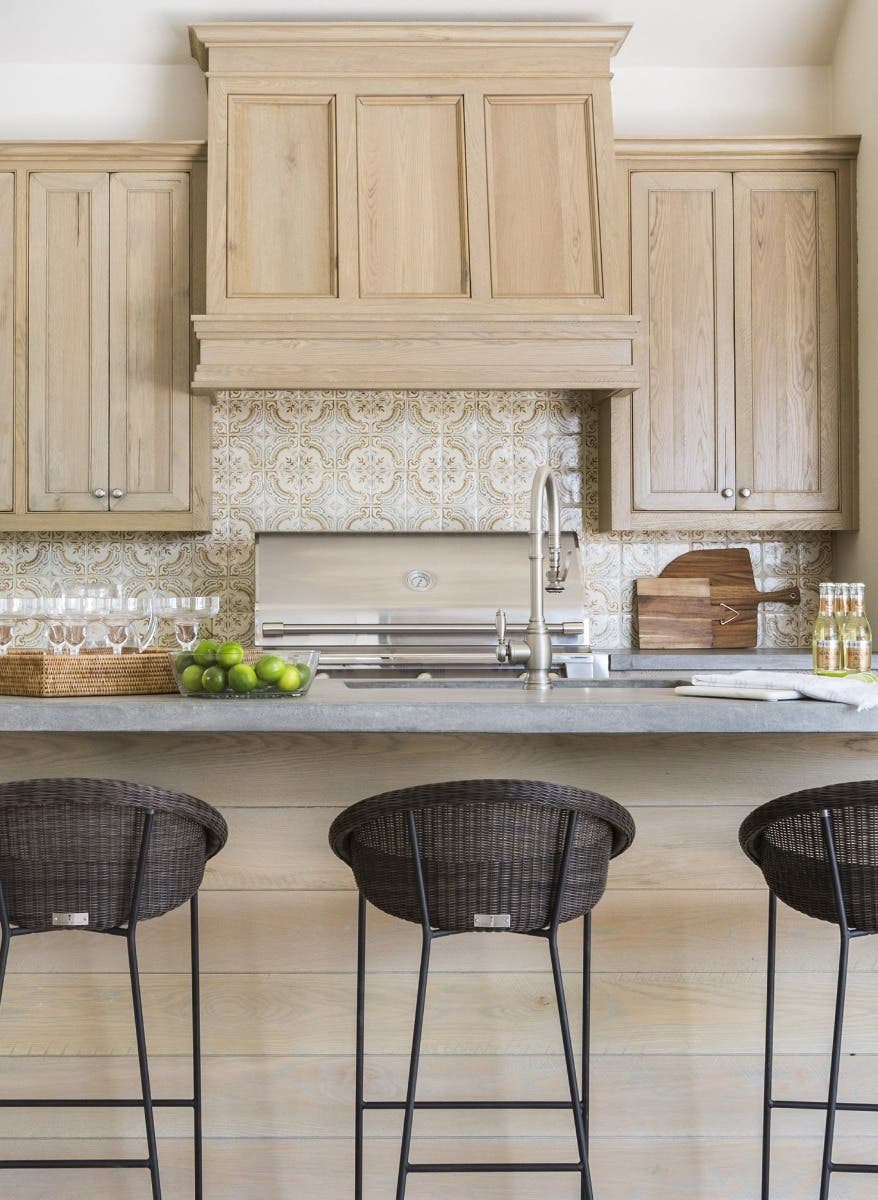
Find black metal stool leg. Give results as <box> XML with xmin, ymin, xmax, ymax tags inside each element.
<box><xmin>355</xmin><ymin>893</ymin><xmax>366</xmax><ymax>1200</ymax></box>
<box><xmin>581</xmin><ymin>911</ymin><xmax>592</xmax><ymax>1198</ymax></box>
<box><xmin>762</xmin><ymin>891</ymin><xmax>777</xmax><ymax>1200</ymax></box>
<box><xmin>128</xmin><ymin>928</ymin><xmax>162</xmax><ymax>1200</ymax></box>
<box><xmin>0</xmin><ymin>881</ymin><xmax>10</xmax><ymax>1011</ymax></box>
<box><xmin>549</xmin><ymin>927</ymin><xmax>594</xmax><ymax>1200</ymax></box>
<box><xmin>190</xmin><ymin>894</ymin><xmax>203</xmax><ymax>1200</ymax></box>
<box><xmin>396</xmin><ymin>812</ymin><xmax>433</xmax><ymax>1200</ymax></box>
<box><xmin>396</xmin><ymin>927</ymin><xmax>431</xmax><ymax>1200</ymax></box>
<box><xmin>820</xmin><ymin>931</ymin><xmax>850</xmax><ymax>1200</ymax></box>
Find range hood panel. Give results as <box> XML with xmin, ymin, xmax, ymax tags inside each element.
<box><xmin>190</xmin><ymin>22</ymin><xmax>637</xmax><ymax>392</ymax></box>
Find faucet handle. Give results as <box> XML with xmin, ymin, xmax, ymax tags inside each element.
<box><xmin>495</xmin><ymin>608</ymin><xmax>509</xmax><ymax>663</ymax></box>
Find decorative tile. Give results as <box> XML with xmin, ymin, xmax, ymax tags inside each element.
<box><xmin>4</xmin><ymin>388</ymin><xmax>827</xmax><ymax>648</ymax></box>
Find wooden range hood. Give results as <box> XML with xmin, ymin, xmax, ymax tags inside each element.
<box><xmin>189</xmin><ymin>22</ymin><xmax>638</xmax><ymax>392</ymax></box>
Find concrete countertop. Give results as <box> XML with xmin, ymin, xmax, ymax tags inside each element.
<box><xmin>0</xmin><ymin>678</ymin><xmax>876</xmax><ymax>735</ymax></box>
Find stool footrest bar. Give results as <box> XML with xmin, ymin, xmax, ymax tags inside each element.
<box><xmin>364</xmin><ymin>1100</ymin><xmax>577</xmax><ymax>1111</ymax></box>
<box><xmin>0</xmin><ymin>1158</ymin><xmax>152</xmax><ymax>1169</ymax></box>
<box><xmin>407</xmin><ymin>1162</ymin><xmax>584</xmax><ymax>1173</ymax></box>
<box><xmin>0</xmin><ymin>1097</ymin><xmax>194</xmax><ymax>1108</ymax></box>
<box><xmin>771</xmin><ymin>1100</ymin><xmax>878</xmax><ymax>1112</ymax></box>
<box><xmin>832</xmin><ymin>1163</ymin><xmax>878</xmax><ymax>1173</ymax></box>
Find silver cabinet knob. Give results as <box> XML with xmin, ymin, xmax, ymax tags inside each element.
<box><xmin>721</xmin><ymin>487</ymin><xmax>734</xmax><ymax>499</ymax></box>
<box><xmin>111</xmin><ymin>488</ymin><xmax>124</xmax><ymax>499</ymax></box>
<box><xmin>739</xmin><ymin>487</ymin><xmax>752</xmax><ymax>499</ymax></box>
<box><xmin>93</xmin><ymin>488</ymin><xmax>106</xmax><ymax>499</ymax></box>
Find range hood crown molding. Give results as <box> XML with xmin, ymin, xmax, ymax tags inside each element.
<box><xmin>190</xmin><ymin>20</ymin><xmax>636</xmax><ymax>393</ymax></box>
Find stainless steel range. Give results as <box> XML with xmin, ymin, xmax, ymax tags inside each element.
<box><xmin>254</xmin><ymin>528</ymin><xmax>602</xmax><ymax>682</ymax></box>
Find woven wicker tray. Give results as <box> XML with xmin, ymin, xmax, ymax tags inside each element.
<box><xmin>0</xmin><ymin>650</ymin><xmax>177</xmax><ymax>698</ymax></box>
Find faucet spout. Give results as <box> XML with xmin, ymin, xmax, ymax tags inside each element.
<box><xmin>495</xmin><ymin>466</ymin><xmax>570</xmax><ymax>690</ymax></box>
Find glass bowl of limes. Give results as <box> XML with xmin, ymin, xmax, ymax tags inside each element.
<box><xmin>171</xmin><ymin>642</ymin><xmax>319</xmax><ymax>698</ymax></box>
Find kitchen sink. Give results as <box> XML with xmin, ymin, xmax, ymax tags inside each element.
<box><xmin>340</xmin><ymin>677</ymin><xmax>684</xmax><ymax>690</ymax></box>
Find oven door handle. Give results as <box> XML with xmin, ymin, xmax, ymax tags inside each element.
<box><xmin>260</xmin><ymin>621</ymin><xmax>586</xmax><ymax>638</ymax></box>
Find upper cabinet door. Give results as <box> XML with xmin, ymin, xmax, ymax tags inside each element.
<box><xmin>224</xmin><ymin>95</ymin><xmax>337</xmax><ymax>304</ymax></box>
<box><xmin>108</xmin><ymin>172</ymin><xmax>191</xmax><ymax>513</ymax></box>
<box><xmin>734</xmin><ymin>171</ymin><xmax>841</xmax><ymax>513</ymax></box>
<box><xmin>485</xmin><ymin>96</ymin><xmax>602</xmax><ymax>299</ymax></box>
<box><xmin>356</xmin><ymin>96</ymin><xmax>469</xmax><ymax>298</ymax></box>
<box><xmin>28</xmin><ymin>172</ymin><xmax>109</xmax><ymax>512</ymax></box>
<box><xmin>629</xmin><ymin>171</ymin><xmax>735</xmax><ymax>512</ymax></box>
<box><xmin>0</xmin><ymin>174</ymin><xmax>13</xmax><ymax>512</ymax></box>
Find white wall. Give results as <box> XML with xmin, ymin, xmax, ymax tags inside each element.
<box><xmin>612</xmin><ymin>66</ymin><xmax>832</xmax><ymax>136</ymax></box>
<box><xmin>0</xmin><ymin>63</ymin><xmax>832</xmax><ymax>140</ymax></box>
<box><xmin>832</xmin><ymin>0</ymin><xmax>877</xmax><ymax>595</ymax></box>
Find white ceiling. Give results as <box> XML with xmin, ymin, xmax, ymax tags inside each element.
<box><xmin>0</xmin><ymin>0</ymin><xmax>850</xmax><ymax>67</ymax></box>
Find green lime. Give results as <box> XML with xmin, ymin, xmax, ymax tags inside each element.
<box><xmin>255</xmin><ymin>654</ymin><xmax>286</xmax><ymax>684</ymax></box>
<box><xmin>216</xmin><ymin>641</ymin><xmax>244</xmax><ymax>669</ymax></box>
<box><xmin>181</xmin><ymin>663</ymin><xmax>206</xmax><ymax>692</ymax></box>
<box><xmin>175</xmin><ymin>651</ymin><xmax>196</xmax><ymax>672</ymax></box>
<box><xmin>276</xmin><ymin>665</ymin><xmax>302</xmax><ymax>693</ymax></box>
<box><xmin>294</xmin><ymin>663</ymin><xmax>312</xmax><ymax>688</ymax></box>
<box><xmin>201</xmin><ymin>665</ymin><xmax>228</xmax><ymax>693</ymax></box>
<box><xmin>193</xmin><ymin>639</ymin><xmax>219</xmax><ymax>667</ymax></box>
<box><xmin>228</xmin><ymin>663</ymin><xmax>258</xmax><ymax>693</ymax></box>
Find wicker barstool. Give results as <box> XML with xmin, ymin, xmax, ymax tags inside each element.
<box><xmin>0</xmin><ymin>777</ymin><xmax>227</xmax><ymax>1200</ymax></box>
<box><xmin>740</xmin><ymin>781</ymin><xmax>878</xmax><ymax>1200</ymax></box>
<box><xmin>329</xmin><ymin>778</ymin><xmax>635</xmax><ymax>1200</ymax></box>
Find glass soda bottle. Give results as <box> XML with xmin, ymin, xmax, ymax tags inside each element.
<box><xmin>843</xmin><ymin>583</ymin><xmax>872</xmax><ymax>672</ymax></box>
<box><xmin>812</xmin><ymin>582</ymin><xmax>842</xmax><ymax>675</ymax></box>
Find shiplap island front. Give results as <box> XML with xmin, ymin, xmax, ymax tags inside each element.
<box><xmin>0</xmin><ymin>688</ymin><xmax>876</xmax><ymax>1198</ymax></box>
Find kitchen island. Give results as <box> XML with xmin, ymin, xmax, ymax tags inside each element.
<box><xmin>1</xmin><ymin>678</ymin><xmax>878</xmax><ymax>734</ymax></box>
<box><xmin>2</xmin><ymin>692</ymin><xmax>878</xmax><ymax>1199</ymax></box>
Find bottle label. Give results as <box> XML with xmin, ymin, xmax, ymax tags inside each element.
<box><xmin>815</xmin><ymin>639</ymin><xmax>841</xmax><ymax>672</ymax></box>
<box><xmin>844</xmin><ymin>640</ymin><xmax>872</xmax><ymax>672</ymax></box>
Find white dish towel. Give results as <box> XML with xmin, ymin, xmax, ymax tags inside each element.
<box><xmin>691</xmin><ymin>670</ymin><xmax>878</xmax><ymax>711</ymax></box>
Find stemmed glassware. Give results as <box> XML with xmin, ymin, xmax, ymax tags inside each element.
<box><xmin>154</xmin><ymin>596</ymin><xmax>221</xmax><ymax>651</ymax></box>
<box><xmin>0</xmin><ymin>597</ymin><xmax>38</xmax><ymax>655</ymax></box>
<box><xmin>104</xmin><ymin>596</ymin><xmax>157</xmax><ymax>655</ymax></box>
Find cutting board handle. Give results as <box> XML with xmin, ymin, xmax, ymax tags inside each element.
<box><xmin>759</xmin><ymin>585</ymin><xmax>801</xmax><ymax>606</ymax></box>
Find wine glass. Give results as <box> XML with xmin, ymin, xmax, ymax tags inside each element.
<box><xmin>35</xmin><ymin>597</ymin><xmax>69</xmax><ymax>655</ymax></box>
<box><xmin>61</xmin><ymin>596</ymin><xmax>102</xmax><ymax>657</ymax></box>
<box><xmin>104</xmin><ymin>597</ymin><xmax>156</xmax><ymax>656</ymax></box>
<box><xmin>0</xmin><ymin>597</ymin><xmax>37</xmax><ymax>655</ymax></box>
<box><xmin>155</xmin><ymin>596</ymin><xmax>221</xmax><ymax>651</ymax></box>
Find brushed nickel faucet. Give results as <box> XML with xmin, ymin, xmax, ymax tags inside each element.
<box><xmin>496</xmin><ymin>466</ymin><xmax>570</xmax><ymax>691</ymax></box>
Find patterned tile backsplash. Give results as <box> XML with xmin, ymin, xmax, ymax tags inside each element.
<box><xmin>0</xmin><ymin>389</ymin><xmax>829</xmax><ymax>648</ymax></box>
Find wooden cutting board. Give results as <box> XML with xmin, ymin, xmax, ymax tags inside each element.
<box><xmin>658</xmin><ymin>548</ymin><xmax>801</xmax><ymax>648</ymax></box>
<box><xmin>635</xmin><ymin>578</ymin><xmax>714</xmax><ymax>649</ymax></box>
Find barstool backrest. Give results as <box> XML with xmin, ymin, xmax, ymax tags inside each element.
<box><xmin>0</xmin><ymin>778</ymin><xmax>228</xmax><ymax>931</ymax></box>
<box><xmin>329</xmin><ymin>779</ymin><xmax>635</xmax><ymax>932</ymax></box>
<box><xmin>740</xmin><ymin>780</ymin><xmax>878</xmax><ymax>930</ymax></box>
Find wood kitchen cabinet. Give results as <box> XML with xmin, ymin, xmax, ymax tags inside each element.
<box><xmin>599</xmin><ymin>138</ymin><xmax>858</xmax><ymax>531</ymax></box>
<box><xmin>0</xmin><ymin>173</ymin><xmax>13</xmax><ymax>513</ymax></box>
<box><xmin>0</xmin><ymin>143</ymin><xmax>210</xmax><ymax>531</ymax></box>
<box><xmin>188</xmin><ymin>23</ymin><xmax>638</xmax><ymax>391</ymax></box>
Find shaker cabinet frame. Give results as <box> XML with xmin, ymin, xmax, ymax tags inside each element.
<box><xmin>599</xmin><ymin>137</ymin><xmax>858</xmax><ymax>532</ymax></box>
<box><xmin>0</xmin><ymin>142</ymin><xmax>210</xmax><ymax>532</ymax></box>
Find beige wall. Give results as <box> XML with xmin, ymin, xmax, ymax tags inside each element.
<box><xmin>833</xmin><ymin>0</ymin><xmax>878</xmax><ymax>593</ymax></box>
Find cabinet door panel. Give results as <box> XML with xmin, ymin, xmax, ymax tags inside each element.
<box><xmin>630</xmin><ymin>172</ymin><xmax>735</xmax><ymax>512</ymax></box>
<box><xmin>356</xmin><ymin>96</ymin><xmax>469</xmax><ymax>298</ymax></box>
<box><xmin>28</xmin><ymin>173</ymin><xmax>109</xmax><ymax>512</ymax></box>
<box><xmin>485</xmin><ymin>96</ymin><xmax>601</xmax><ymax>298</ymax></box>
<box><xmin>734</xmin><ymin>172</ymin><xmax>839</xmax><ymax>512</ymax></box>
<box><xmin>0</xmin><ymin>174</ymin><xmax>13</xmax><ymax>512</ymax></box>
<box><xmin>227</xmin><ymin>96</ymin><xmax>336</xmax><ymax>300</ymax></box>
<box><xmin>109</xmin><ymin>173</ymin><xmax>190</xmax><ymax>513</ymax></box>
